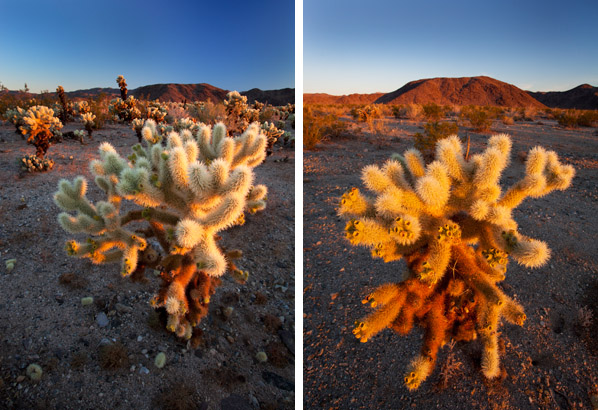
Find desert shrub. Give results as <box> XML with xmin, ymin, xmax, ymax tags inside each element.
<box><xmin>501</xmin><ymin>115</ymin><xmax>514</xmax><ymax>125</ymax></box>
<box><xmin>461</xmin><ymin>106</ymin><xmax>492</xmax><ymax>132</ymax></box>
<box><xmin>259</xmin><ymin>106</ymin><xmax>278</xmax><ymax>123</ymax></box>
<box><xmin>339</xmin><ymin>135</ymin><xmax>574</xmax><ymax>390</ymax></box>
<box><xmin>89</xmin><ymin>94</ymin><xmax>109</xmax><ymax>129</ymax></box>
<box><xmin>188</xmin><ymin>101</ymin><xmax>226</xmax><ymax>125</ymax></box>
<box><xmin>576</xmin><ymin>110</ymin><xmax>598</xmax><ymax>127</ymax></box>
<box><xmin>54</xmin><ymin>121</ymin><xmax>269</xmax><ymax>340</ymax></box>
<box><xmin>413</xmin><ymin>121</ymin><xmax>459</xmax><ymax>159</ymax></box>
<box><xmin>514</xmin><ymin>106</ymin><xmax>537</xmax><ymax>122</ymax></box>
<box><xmin>304</xmin><ymin>105</ymin><xmax>348</xmax><ymax>149</ymax></box>
<box><xmin>557</xmin><ymin>110</ymin><xmax>579</xmax><ymax>128</ymax></box>
<box><xmin>422</xmin><ymin>103</ymin><xmax>445</xmax><ymax>121</ymax></box>
<box><xmin>393</xmin><ymin>103</ymin><xmax>423</xmax><ymax>120</ymax></box>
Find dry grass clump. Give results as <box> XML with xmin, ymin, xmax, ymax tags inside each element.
<box><xmin>153</xmin><ymin>380</ymin><xmax>199</xmax><ymax>410</ymax></box>
<box><xmin>460</xmin><ymin>105</ymin><xmax>493</xmax><ymax>132</ymax></box>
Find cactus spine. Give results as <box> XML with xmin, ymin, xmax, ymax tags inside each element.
<box><xmin>54</xmin><ymin>120</ymin><xmax>268</xmax><ymax>339</ymax></box>
<box><xmin>340</xmin><ymin>134</ymin><xmax>574</xmax><ymax>390</ymax></box>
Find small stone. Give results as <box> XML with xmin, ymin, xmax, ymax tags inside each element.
<box><xmin>223</xmin><ymin>306</ymin><xmax>234</xmax><ymax>318</ymax></box>
<box><xmin>81</xmin><ymin>297</ymin><xmax>94</xmax><ymax>306</ymax></box>
<box><xmin>226</xmin><ymin>335</ymin><xmax>235</xmax><ymax>343</ymax></box>
<box><xmin>154</xmin><ymin>352</ymin><xmax>166</xmax><ymax>369</ymax></box>
<box><xmin>115</xmin><ymin>303</ymin><xmax>133</xmax><ymax>313</ymax></box>
<box><xmin>96</xmin><ymin>312</ymin><xmax>109</xmax><ymax>328</ymax></box>
<box><xmin>141</xmin><ymin>349</ymin><xmax>148</xmax><ymax>355</ymax></box>
<box><xmin>255</xmin><ymin>351</ymin><xmax>268</xmax><ymax>363</ymax></box>
<box><xmin>130</xmin><ymin>365</ymin><xmax>136</xmax><ymax>372</ymax></box>
<box><xmin>16</xmin><ymin>375</ymin><xmax>25</xmax><ymax>383</ymax></box>
<box><xmin>139</xmin><ymin>366</ymin><xmax>149</xmax><ymax>375</ymax></box>
<box><xmin>26</xmin><ymin>364</ymin><xmax>42</xmax><ymax>382</ymax></box>
<box><xmin>137</xmin><ymin>335</ymin><xmax>143</xmax><ymax>342</ymax></box>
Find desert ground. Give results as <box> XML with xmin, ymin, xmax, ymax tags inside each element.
<box><xmin>304</xmin><ymin>115</ymin><xmax>598</xmax><ymax>409</ymax></box>
<box><xmin>0</xmin><ymin>122</ymin><xmax>295</xmax><ymax>410</ymax></box>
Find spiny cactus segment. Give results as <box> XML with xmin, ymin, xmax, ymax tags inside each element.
<box><xmin>340</xmin><ymin>134</ymin><xmax>574</xmax><ymax>390</ymax></box>
<box><xmin>54</xmin><ymin>119</ymin><xmax>269</xmax><ymax>339</ymax></box>
<box><xmin>19</xmin><ymin>105</ymin><xmax>63</xmax><ymax>160</ymax></box>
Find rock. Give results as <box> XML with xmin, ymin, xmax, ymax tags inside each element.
<box><xmin>115</xmin><ymin>303</ymin><xmax>133</xmax><ymax>314</ymax></box>
<box><xmin>255</xmin><ymin>351</ymin><xmax>268</xmax><ymax>363</ymax></box>
<box><xmin>81</xmin><ymin>297</ymin><xmax>94</xmax><ymax>306</ymax></box>
<box><xmin>26</xmin><ymin>364</ymin><xmax>42</xmax><ymax>382</ymax></box>
<box><xmin>278</xmin><ymin>329</ymin><xmax>294</xmax><ymax>355</ymax></box>
<box><xmin>96</xmin><ymin>312</ymin><xmax>109</xmax><ymax>328</ymax></box>
<box><xmin>139</xmin><ymin>366</ymin><xmax>149</xmax><ymax>375</ymax></box>
<box><xmin>154</xmin><ymin>352</ymin><xmax>166</xmax><ymax>369</ymax></box>
<box><xmin>220</xmin><ymin>394</ymin><xmax>252</xmax><ymax>410</ymax></box>
<box><xmin>261</xmin><ymin>371</ymin><xmax>293</xmax><ymax>391</ymax></box>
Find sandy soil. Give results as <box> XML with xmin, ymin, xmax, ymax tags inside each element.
<box><xmin>0</xmin><ymin>122</ymin><xmax>295</xmax><ymax>410</ymax></box>
<box><xmin>304</xmin><ymin>117</ymin><xmax>598</xmax><ymax>409</ymax></box>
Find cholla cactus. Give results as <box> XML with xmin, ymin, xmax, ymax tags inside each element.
<box><xmin>132</xmin><ymin>118</ymin><xmax>145</xmax><ymax>142</ymax></box>
<box><xmin>174</xmin><ymin>117</ymin><xmax>201</xmax><ymax>134</ymax></box>
<box><xmin>146</xmin><ymin>101</ymin><xmax>167</xmax><ymax>124</ymax></box>
<box><xmin>81</xmin><ymin>112</ymin><xmax>96</xmax><ymax>137</ymax></box>
<box><xmin>4</xmin><ymin>107</ymin><xmax>27</xmax><ymax>134</ymax></box>
<box><xmin>73</xmin><ymin>101</ymin><xmax>91</xmax><ymax>116</ymax></box>
<box><xmin>224</xmin><ymin>91</ymin><xmax>259</xmax><ymax>134</ymax></box>
<box><xmin>351</xmin><ymin>104</ymin><xmax>382</xmax><ymax>122</ymax></box>
<box><xmin>56</xmin><ymin>86</ymin><xmax>73</xmax><ymax>124</ymax></box>
<box><xmin>20</xmin><ymin>105</ymin><xmax>63</xmax><ymax>159</ymax></box>
<box><xmin>116</xmin><ymin>75</ymin><xmax>128</xmax><ymax>100</ymax></box>
<box><xmin>110</xmin><ymin>96</ymin><xmax>141</xmax><ymax>123</ymax></box>
<box><xmin>340</xmin><ymin>135</ymin><xmax>574</xmax><ymax>390</ymax></box>
<box><xmin>73</xmin><ymin>129</ymin><xmax>86</xmax><ymax>144</ymax></box>
<box><xmin>261</xmin><ymin>121</ymin><xmax>285</xmax><ymax>155</ymax></box>
<box><xmin>53</xmin><ymin>121</ymin><xmax>268</xmax><ymax>339</ymax></box>
<box><xmin>20</xmin><ymin>154</ymin><xmax>55</xmax><ymax>172</ymax></box>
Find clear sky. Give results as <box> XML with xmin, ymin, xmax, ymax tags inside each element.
<box><xmin>0</xmin><ymin>0</ymin><xmax>295</xmax><ymax>93</ymax></box>
<box><xmin>304</xmin><ymin>0</ymin><xmax>598</xmax><ymax>94</ymax></box>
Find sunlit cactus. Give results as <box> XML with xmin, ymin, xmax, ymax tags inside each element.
<box><xmin>116</xmin><ymin>75</ymin><xmax>128</xmax><ymax>100</ymax></box>
<box><xmin>110</xmin><ymin>96</ymin><xmax>141</xmax><ymax>123</ymax></box>
<box><xmin>20</xmin><ymin>105</ymin><xmax>63</xmax><ymax>159</ymax></box>
<box><xmin>81</xmin><ymin>112</ymin><xmax>96</xmax><ymax>138</ymax></box>
<box><xmin>261</xmin><ymin>121</ymin><xmax>285</xmax><ymax>155</ymax></box>
<box><xmin>73</xmin><ymin>100</ymin><xmax>91</xmax><ymax>116</ymax></box>
<box><xmin>146</xmin><ymin>101</ymin><xmax>167</xmax><ymax>123</ymax></box>
<box><xmin>54</xmin><ymin>120</ymin><xmax>268</xmax><ymax>339</ymax></box>
<box><xmin>4</xmin><ymin>106</ymin><xmax>27</xmax><ymax>133</ymax></box>
<box><xmin>340</xmin><ymin>134</ymin><xmax>574</xmax><ymax>390</ymax></box>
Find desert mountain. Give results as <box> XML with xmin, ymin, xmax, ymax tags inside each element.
<box><xmin>242</xmin><ymin>88</ymin><xmax>295</xmax><ymax>106</ymax></box>
<box><xmin>303</xmin><ymin>92</ymin><xmax>384</xmax><ymax>105</ymax></box>
<box><xmin>375</xmin><ymin>76</ymin><xmax>546</xmax><ymax>108</ymax></box>
<box><xmin>1</xmin><ymin>84</ymin><xmax>295</xmax><ymax>105</ymax></box>
<box><xmin>528</xmin><ymin>84</ymin><xmax>598</xmax><ymax>110</ymax></box>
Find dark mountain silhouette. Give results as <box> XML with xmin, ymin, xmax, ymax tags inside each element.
<box><xmin>241</xmin><ymin>88</ymin><xmax>295</xmax><ymax>106</ymax></box>
<box><xmin>1</xmin><ymin>84</ymin><xmax>295</xmax><ymax>105</ymax></box>
<box><xmin>528</xmin><ymin>84</ymin><xmax>598</xmax><ymax>110</ymax></box>
<box><xmin>375</xmin><ymin>76</ymin><xmax>546</xmax><ymax>108</ymax></box>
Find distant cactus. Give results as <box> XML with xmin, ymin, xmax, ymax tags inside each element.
<box><xmin>224</xmin><ymin>91</ymin><xmax>259</xmax><ymax>134</ymax></box>
<box><xmin>116</xmin><ymin>75</ymin><xmax>128</xmax><ymax>100</ymax></box>
<box><xmin>340</xmin><ymin>135</ymin><xmax>574</xmax><ymax>390</ymax></box>
<box><xmin>54</xmin><ymin>120</ymin><xmax>268</xmax><ymax>339</ymax></box>
<box><xmin>132</xmin><ymin>118</ymin><xmax>145</xmax><ymax>142</ymax></box>
<box><xmin>56</xmin><ymin>86</ymin><xmax>74</xmax><ymax>124</ymax></box>
<box><xmin>19</xmin><ymin>105</ymin><xmax>63</xmax><ymax>159</ymax></box>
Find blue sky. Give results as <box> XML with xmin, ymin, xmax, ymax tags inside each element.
<box><xmin>304</xmin><ymin>0</ymin><xmax>598</xmax><ymax>94</ymax></box>
<box><xmin>0</xmin><ymin>0</ymin><xmax>294</xmax><ymax>93</ymax></box>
